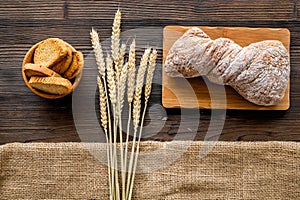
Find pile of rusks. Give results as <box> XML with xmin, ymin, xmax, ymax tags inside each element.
<box><xmin>24</xmin><ymin>38</ymin><xmax>84</xmax><ymax>95</ymax></box>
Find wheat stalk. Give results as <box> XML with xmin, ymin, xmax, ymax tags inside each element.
<box><xmin>105</xmin><ymin>51</ymin><xmax>120</xmax><ymax>199</ymax></box>
<box><xmin>132</xmin><ymin>48</ymin><xmax>151</xmax><ymax>127</ymax></box>
<box><xmin>110</xmin><ymin>13</ymin><xmax>122</xmax><ymax>176</ymax></box>
<box><xmin>117</xmin><ymin>62</ymin><xmax>128</xmax><ymax>200</ymax></box>
<box><xmin>119</xmin><ymin>62</ymin><xmax>128</xmax><ymax>113</ymax></box>
<box><xmin>112</xmin><ymin>99</ymin><xmax>120</xmax><ymax>200</ymax></box>
<box><xmin>91</xmin><ymin>27</ymin><xmax>114</xmax><ymax>200</ymax></box>
<box><xmin>110</xmin><ymin>9</ymin><xmax>122</xmax><ymax>200</ymax></box>
<box><xmin>126</xmin><ymin>48</ymin><xmax>151</xmax><ymax>198</ymax></box>
<box><xmin>97</xmin><ymin>75</ymin><xmax>113</xmax><ymax>200</ymax></box>
<box><xmin>124</xmin><ymin>39</ymin><xmax>136</xmax><ymax>190</ymax></box>
<box><xmin>125</xmin><ymin>39</ymin><xmax>136</xmax><ymax>163</ymax></box>
<box><xmin>128</xmin><ymin>49</ymin><xmax>157</xmax><ymax>200</ymax></box>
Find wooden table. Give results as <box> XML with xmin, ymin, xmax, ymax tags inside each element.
<box><xmin>1</xmin><ymin>0</ymin><xmax>300</xmax><ymax>144</ymax></box>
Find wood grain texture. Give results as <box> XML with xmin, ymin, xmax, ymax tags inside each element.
<box><xmin>0</xmin><ymin>0</ymin><xmax>300</xmax><ymax>144</ymax></box>
<box><xmin>0</xmin><ymin>0</ymin><xmax>295</xmax><ymax>20</ymax></box>
<box><xmin>162</xmin><ymin>26</ymin><xmax>290</xmax><ymax>110</ymax></box>
<box><xmin>68</xmin><ymin>0</ymin><xmax>295</xmax><ymax>20</ymax></box>
<box><xmin>0</xmin><ymin>0</ymin><xmax>65</xmax><ymax>19</ymax></box>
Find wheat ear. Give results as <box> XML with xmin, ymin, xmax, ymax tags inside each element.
<box><xmin>145</xmin><ymin>49</ymin><xmax>157</xmax><ymax>103</ymax></box>
<box><xmin>90</xmin><ymin>28</ymin><xmax>105</xmax><ymax>77</ymax></box>
<box><xmin>106</xmin><ymin>54</ymin><xmax>117</xmax><ymax>105</ymax></box>
<box><xmin>111</xmin><ymin>8</ymin><xmax>121</xmax><ymax>65</ymax></box>
<box><xmin>128</xmin><ymin>49</ymin><xmax>157</xmax><ymax>200</ymax></box>
<box><xmin>126</xmin><ymin>48</ymin><xmax>151</xmax><ymax>198</ymax></box>
<box><xmin>97</xmin><ymin>76</ymin><xmax>108</xmax><ymax>132</ymax></box>
<box><xmin>127</xmin><ymin>39</ymin><xmax>136</xmax><ymax>104</ymax></box>
<box><xmin>115</xmin><ymin>43</ymin><xmax>127</xmax><ymax>101</ymax></box>
<box><xmin>118</xmin><ymin>43</ymin><xmax>126</xmax><ymax>73</ymax></box>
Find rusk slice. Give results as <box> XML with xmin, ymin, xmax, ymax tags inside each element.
<box><xmin>64</xmin><ymin>51</ymin><xmax>84</xmax><ymax>79</ymax></box>
<box><xmin>29</xmin><ymin>76</ymin><xmax>73</xmax><ymax>95</ymax></box>
<box><xmin>34</xmin><ymin>38</ymin><xmax>68</xmax><ymax>68</ymax></box>
<box><xmin>24</xmin><ymin>63</ymin><xmax>61</xmax><ymax>77</ymax></box>
<box><xmin>51</xmin><ymin>46</ymin><xmax>73</xmax><ymax>74</ymax></box>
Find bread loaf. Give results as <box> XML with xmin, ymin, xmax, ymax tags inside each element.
<box><xmin>164</xmin><ymin>27</ymin><xmax>290</xmax><ymax>106</ymax></box>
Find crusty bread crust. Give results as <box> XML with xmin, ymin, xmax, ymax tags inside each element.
<box><xmin>64</xmin><ymin>51</ymin><xmax>84</xmax><ymax>79</ymax></box>
<box><xmin>230</xmin><ymin>41</ymin><xmax>289</xmax><ymax>106</ymax></box>
<box><xmin>29</xmin><ymin>76</ymin><xmax>72</xmax><ymax>95</ymax></box>
<box><xmin>33</xmin><ymin>38</ymin><xmax>68</xmax><ymax>68</ymax></box>
<box><xmin>164</xmin><ymin>27</ymin><xmax>290</xmax><ymax>106</ymax></box>
<box><xmin>24</xmin><ymin>63</ymin><xmax>61</xmax><ymax>77</ymax></box>
<box><xmin>51</xmin><ymin>46</ymin><xmax>73</xmax><ymax>74</ymax></box>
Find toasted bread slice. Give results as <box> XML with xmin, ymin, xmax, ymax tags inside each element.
<box><xmin>24</xmin><ymin>63</ymin><xmax>61</xmax><ymax>77</ymax></box>
<box><xmin>34</xmin><ymin>38</ymin><xmax>68</xmax><ymax>68</ymax></box>
<box><xmin>64</xmin><ymin>51</ymin><xmax>84</xmax><ymax>79</ymax></box>
<box><xmin>51</xmin><ymin>46</ymin><xmax>73</xmax><ymax>74</ymax></box>
<box><xmin>29</xmin><ymin>76</ymin><xmax>72</xmax><ymax>95</ymax></box>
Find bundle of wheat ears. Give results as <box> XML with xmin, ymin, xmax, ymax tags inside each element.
<box><xmin>90</xmin><ymin>9</ymin><xmax>157</xmax><ymax>200</ymax></box>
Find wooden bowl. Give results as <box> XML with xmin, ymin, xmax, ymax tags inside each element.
<box><xmin>22</xmin><ymin>40</ymin><xmax>83</xmax><ymax>99</ymax></box>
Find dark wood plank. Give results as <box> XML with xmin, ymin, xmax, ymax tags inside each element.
<box><xmin>1</xmin><ymin>19</ymin><xmax>300</xmax><ymax>48</ymax></box>
<box><xmin>0</xmin><ymin>0</ymin><xmax>300</xmax><ymax>144</ymax></box>
<box><xmin>67</xmin><ymin>0</ymin><xmax>295</xmax><ymax>20</ymax></box>
<box><xmin>194</xmin><ymin>0</ymin><xmax>296</xmax><ymax>21</ymax></box>
<box><xmin>0</xmin><ymin>0</ymin><xmax>296</xmax><ymax>20</ymax></box>
<box><xmin>0</xmin><ymin>0</ymin><xmax>66</xmax><ymax>19</ymax></box>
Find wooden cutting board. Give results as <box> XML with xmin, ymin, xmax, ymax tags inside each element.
<box><xmin>162</xmin><ymin>26</ymin><xmax>290</xmax><ymax>110</ymax></box>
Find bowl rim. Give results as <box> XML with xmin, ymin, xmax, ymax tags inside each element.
<box><xmin>22</xmin><ymin>40</ymin><xmax>83</xmax><ymax>99</ymax></box>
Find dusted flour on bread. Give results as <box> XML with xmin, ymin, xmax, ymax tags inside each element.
<box><xmin>164</xmin><ymin>27</ymin><xmax>290</xmax><ymax>106</ymax></box>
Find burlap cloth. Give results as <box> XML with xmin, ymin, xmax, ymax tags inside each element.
<box><xmin>0</xmin><ymin>141</ymin><xmax>299</xmax><ymax>199</ymax></box>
